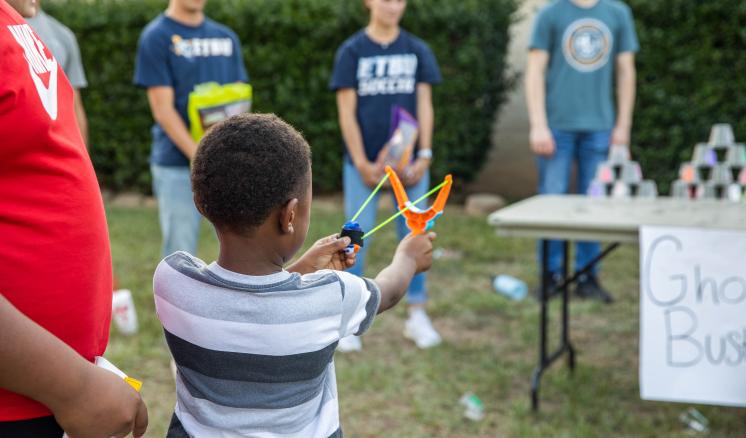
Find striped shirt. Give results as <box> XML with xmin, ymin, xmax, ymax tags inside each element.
<box><xmin>153</xmin><ymin>252</ymin><xmax>381</xmax><ymax>437</ymax></box>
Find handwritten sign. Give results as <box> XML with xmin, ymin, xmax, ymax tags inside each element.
<box><xmin>640</xmin><ymin>226</ymin><xmax>746</xmax><ymax>407</ymax></box>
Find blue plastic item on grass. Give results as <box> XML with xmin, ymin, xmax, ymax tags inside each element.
<box><xmin>492</xmin><ymin>275</ymin><xmax>527</xmax><ymax>301</ymax></box>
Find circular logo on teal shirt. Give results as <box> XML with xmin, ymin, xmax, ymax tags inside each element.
<box><xmin>562</xmin><ymin>18</ymin><xmax>612</xmax><ymax>72</ymax></box>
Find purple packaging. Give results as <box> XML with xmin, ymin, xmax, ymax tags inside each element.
<box><xmin>376</xmin><ymin>106</ymin><xmax>419</xmax><ymax>173</ymax></box>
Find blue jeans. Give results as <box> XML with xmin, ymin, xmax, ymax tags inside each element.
<box><xmin>536</xmin><ymin>129</ymin><xmax>610</xmax><ymax>275</ymax></box>
<box><xmin>151</xmin><ymin>164</ymin><xmax>202</xmax><ymax>258</ymax></box>
<box><xmin>343</xmin><ymin>160</ymin><xmax>429</xmax><ymax>304</ymax></box>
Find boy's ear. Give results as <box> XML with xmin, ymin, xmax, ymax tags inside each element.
<box><xmin>193</xmin><ymin>194</ymin><xmax>205</xmax><ymax>216</ymax></box>
<box><xmin>279</xmin><ymin>198</ymin><xmax>299</xmax><ymax>234</ymax></box>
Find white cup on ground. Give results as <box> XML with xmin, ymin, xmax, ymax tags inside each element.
<box><xmin>112</xmin><ymin>289</ymin><xmax>138</xmax><ymax>335</ymax></box>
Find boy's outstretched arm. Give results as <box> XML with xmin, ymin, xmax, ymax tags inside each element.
<box><xmin>0</xmin><ymin>295</ymin><xmax>148</xmax><ymax>438</ymax></box>
<box><xmin>375</xmin><ymin>232</ymin><xmax>436</xmax><ymax>313</ymax></box>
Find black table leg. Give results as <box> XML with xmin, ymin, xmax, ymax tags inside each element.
<box><xmin>530</xmin><ymin>241</ymin><xmax>620</xmax><ymax>411</ymax></box>
<box><xmin>531</xmin><ymin>239</ymin><xmax>550</xmax><ymax>411</ymax></box>
<box><xmin>562</xmin><ymin>242</ymin><xmax>575</xmax><ymax>371</ymax></box>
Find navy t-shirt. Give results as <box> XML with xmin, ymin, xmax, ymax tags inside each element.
<box><xmin>134</xmin><ymin>14</ymin><xmax>248</xmax><ymax>167</ymax></box>
<box><xmin>330</xmin><ymin>29</ymin><xmax>441</xmax><ymax>162</ymax></box>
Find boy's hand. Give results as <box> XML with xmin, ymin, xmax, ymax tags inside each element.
<box><xmin>396</xmin><ymin>232</ymin><xmax>436</xmax><ymax>274</ymax></box>
<box><xmin>53</xmin><ymin>363</ymin><xmax>148</xmax><ymax>438</ymax></box>
<box><xmin>288</xmin><ymin>235</ymin><xmax>356</xmax><ymax>274</ymax></box>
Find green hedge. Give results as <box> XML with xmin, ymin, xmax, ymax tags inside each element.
<box><xmin>46</xmin><ymin>0</ymin><xmax>516</xmax><ymax>193</ymax></box>
<box><xmin>628</xmin><ymin>0</ymin><xmax>746</xmax><ymax>193</ymax></box>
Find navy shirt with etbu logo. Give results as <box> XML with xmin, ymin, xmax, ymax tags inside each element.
<box><xmin>330</xmin><ymin>29</ymin><xmax>441</xmax><ymax>162</ymax></box>
<box><xmin>529</xmin><ymin>0</ymin><xmax>638</xmax><ymax>132</ymax></box>
<box><xmin>134</xmin><ymin>14</ymin><xmax>248</xmax><ymax>166</ymax></box>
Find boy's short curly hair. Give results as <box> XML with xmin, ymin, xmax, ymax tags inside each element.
<box><xmin>191</xmin><ymin>113</ymin><xmax>312</xmax><ymax>234</ymax></box>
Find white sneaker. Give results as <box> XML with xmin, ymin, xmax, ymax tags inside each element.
<box><xmin>337</xmin><ymin>335</ymin><xmax>362</xmax><ymax>352</ymax></box>
<box><xmin>404</xmin><ymin>309</ymin><xmax>442</xmax><ymax>349</ymax></box>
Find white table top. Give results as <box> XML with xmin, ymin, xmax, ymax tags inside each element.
<box><xmin>487</xmin><ymin>195</ymin><xmax>746</xmax><ymax>242</ymax></box>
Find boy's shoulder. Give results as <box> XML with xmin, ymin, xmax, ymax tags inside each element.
<box><xmin>153</xmin><ymin>251</ymin><xmax>208</xmax><ymax>290</ymax></box>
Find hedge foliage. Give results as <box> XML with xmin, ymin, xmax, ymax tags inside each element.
<box><xmin>45</xmin><ymin>0</ymin><xmax>516</xmax><ymax>192</ymax></box>
<box><xmin>627</xmin><ymin>0</ymin><xmax>746</xmax><ymax>193</ymax></box>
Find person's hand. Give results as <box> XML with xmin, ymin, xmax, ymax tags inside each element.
<box><xmin>358</xmin><ymin>160</ymin><xmax>384</xmax><ymax>188</ymax></box>
<box><xmin>52</xmin><ymin>363</ymin><xmax>148</xmax><ymax>438</ymax></box>
<box><xmin>403</xmin><ymin>157</ymin><xmax>431</xmax><ymax>186</ymax></box>
<box><xmin>395</xmin><ymin>232</ymin><xmax>436</xmax><ymax>274</ymax></box>
<box><xmin>530</xmin><ymin>125</ymin><xmax>555</xmax><ymax>157</ymax></box>
<box><xmin>291</xmin><ymin>235</ymin><xmax>356</xmax><ymax>273</ymax></box>
<box><xmin>611</xmin><ymin>124</ymin><xmax>631</xmax><ymax>147</ymax></box>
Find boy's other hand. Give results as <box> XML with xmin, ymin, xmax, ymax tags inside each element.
<box><xmin>53</xmin><ymin>363</ymin><xmax>148</xmax><ymax>438</ymax></box>
<box><xmin>396</xmin><ymin>232</ymin><xmax>436</xmax><ymax>274</ymax></box>
<box><xmin>289</xmin><ymin>234</ymin><xmax>356</xmax><ymax>274</ymax></box>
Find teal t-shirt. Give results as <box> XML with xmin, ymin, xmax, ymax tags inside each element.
<box><xmin>529</xmin><ymin>0</ymin><xmax>639</xmax><ymax>131</ymax></box>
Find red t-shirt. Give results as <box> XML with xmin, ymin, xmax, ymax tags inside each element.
<box><xmin>0</xmin><ymin>3</ymin><xmax>112</xmax><ymax>421</ymax></box>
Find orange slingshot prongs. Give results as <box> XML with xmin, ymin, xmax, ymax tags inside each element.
<box><xmin>385</xmin><ymin>165</ymin><xmax>452</xmax><ymax>235</ymax></box>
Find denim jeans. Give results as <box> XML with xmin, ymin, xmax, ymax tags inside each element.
<box><xmin>343</xmin><ymin>160</ymin><xmax>429</xmax><ymax>304</ymax></box>
<box><xmin>151</xmin><ymin>164</ymin><xmax>202</xmax><ymax>258</ymax></box>
<box><xmin>536</xmin><ymin>129</ymin><xmax>611</xmax><ymax>275</ymax></box>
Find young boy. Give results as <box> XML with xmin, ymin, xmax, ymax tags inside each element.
<box><xmin>154</xmin><ymin>113</ymin><xmax>435</xmax><ymax>437</ymax></box>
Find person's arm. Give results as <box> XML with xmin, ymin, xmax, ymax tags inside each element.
<box><xmin>611</xmin><ymin>52</ymin><xmax>636</xmax><ymax>147</ymax></box>
<box><xmin>146</xmin><ymin>86</ymin><xmax>199</xmax><ymax>161</ymax></box>
<box><xmin>336</xmin><ymin>88</ymin><xmax>382</xmax><ymax>187</ymax></box>
<box><xmin>374</xmin><ymin>232</ymin><xmax>435</xmax><ymax>313</ymax></box>
<box><xmin>405</xmin><ymin>83</ymin><xmax>433</xmax><ymax>185</ymax></box>
<box><xmin>525</xmin><ymin>49</ymin><xmax>554</xmax><ymax>157</ymax></box>
<box><xmin>72</xmin><ymin>89</ymin><xmax>88</xmax><ymax>147</ymax></box>
<box><xmin>0</xmin><ymin>295</ymin><xmax>148</xmax><ymax>438</ymax></box>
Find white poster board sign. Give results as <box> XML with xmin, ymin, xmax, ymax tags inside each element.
<box><xmin>640</xmin><ymin>226</ymin><xmax>746</xmax><ymax>407</ymax></box>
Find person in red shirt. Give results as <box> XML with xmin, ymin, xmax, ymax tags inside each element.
<box><xmin>0</xmin><ymin>1</ymin><xmax>148</xmax><ymax>436</ymax></box>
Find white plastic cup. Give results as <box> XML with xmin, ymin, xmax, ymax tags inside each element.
<box><xmin>112</xmin><ymin>289</ymin><xmax>138</xmax><ymax>335</ymax></box>
<box><xmin>492</xmin><ymin>275</ymin><xmax>527</xmax><ymax>300</ymax></box>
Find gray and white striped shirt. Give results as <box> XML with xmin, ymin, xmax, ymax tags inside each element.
<box><xmin>154</xmin><ymin>252</ymin><xmax>381</xmax><ymax>437</ymax></box>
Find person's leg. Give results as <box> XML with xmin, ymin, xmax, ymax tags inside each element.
<box><xmin>574</xmin><ymin>130</ymin><xmax>614</xmax><ymax>303</ymax></box>
<box><xmin>535</xmin><ymin>130</ymin><xmax>576</xmax><ymax>280</ymax></box>
<box><xmin>339</xmin><ymin>160</ymin><xmax>380</xmax><ymax>351</ymax></box>
<box><xmin>574</xmin><ymin>130</ymin><xmax>611</xmax><ymax>273</ymax></box>
<box><xmin>0</xmin><ymin>416</ymin><xmax>64</xmax><ymax>437</ymax></box>
<box><xmin>151</xmin><ymin>165</ymin><xmax>202</xmax><ymax>258</ymax></box>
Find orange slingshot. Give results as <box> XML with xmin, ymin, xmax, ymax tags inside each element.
<box><xmin>385</xmin><ymin>165</ymin><xmax>453</xmax><ymax>235</ymax></box>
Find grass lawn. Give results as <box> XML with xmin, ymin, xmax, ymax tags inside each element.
<box><xmin>105</xmin><ymin>197</ymin><xmax>745</xmax><ymax>437</ymax></box>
